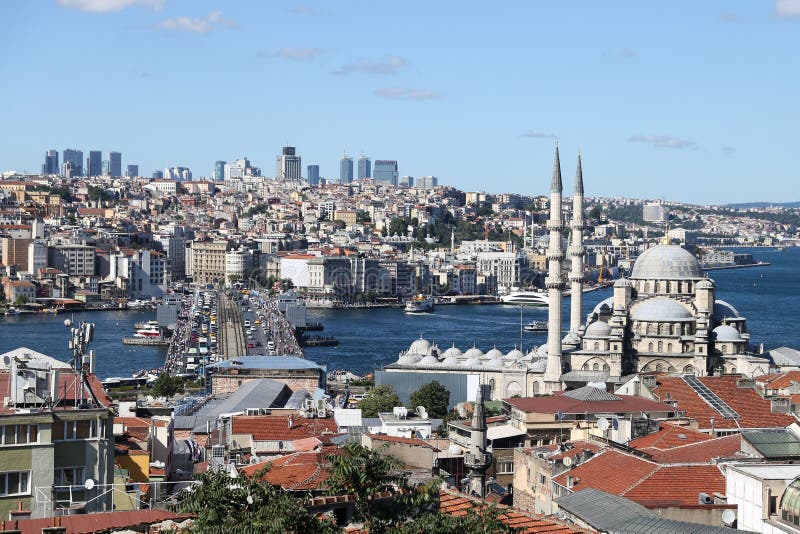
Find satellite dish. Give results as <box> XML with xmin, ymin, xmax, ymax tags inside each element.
<box><xmin>721</xmin><ymin>509</ymin><xmax>736</xmax><ymax>527</ymax></box>
<box><xmin>597</xmin><ymin>417</ymin><xmax>610</xmax><ymax>431</ymax></box>
<box><xmin>562</xmin><ymin>456</ymin><xmax>573</xmax><ymax>467</ymax></box>
<box><xmin>84</xmin><ymin>479</ymin><xmax>95</xmax><ymax>491</ymax></box>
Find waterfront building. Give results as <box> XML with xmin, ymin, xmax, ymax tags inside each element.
<box><xmin>307</xmin><ymin>164</ymin><xmax>320</xmax><ymax>185</ymax></box>
<box><xmin>475</xmin><ymin>251</ymin><xmax>530</xmax><ymax>291</ymax></box>
<box><xmin>62</xmin><ymin>149</ymin><xmax>83</xmax><ymax>177</ymax></box>
<box><xmin>339</xmin><ymin>155</ymin><xmax>353</xmax><ymax>184</ymax></box>
<box><xmin>1</xmin><ymin>236</ymin><xmax>32</xmax><ymax>272</ymax></box>
<box><xmin>0</xmin><ymin>348</ymin><xmax>114</xmax><ymax>519</ymax></box>
<box><xmin>214</xmin><ymin>160</ymin><xmax>226</xmax><ymax>182</ymax></box>
<box><xmin>154</xmin><ymin>227</ymin><xmax>189</xmax><ymax>281</ymax></box>
<box><xmin>276</xmin><ymin>146</ymin><xmax>302</xmax><ymax>180</ymax></box>
<box><xmin>126</xmin><ymin>164</ymin><xmax>139</xmax><ymax>177</ymax></box>
<box><xmin>87</xmin><ymin>150</ymin><xmax>102</xmax><ymax>177</ymax></box>
<box><xmin>47</xmin><ymin>244</ymin><xmax>95</xmax><ymax>276</ymax></box>
<box><xmin>109</xmin><ymin>151</ymin><xmax>122</xmax><ymax>177</ymax></box>
<box><xmin>27</xmin><ymin>240</ymin><xmax>47</xmax><ymax>275</ymax></box>
<box><xmin>187</xmin><ymin>240</ymin><xmax>228</xmax><ymax>285</ymax></box>
<box><xmin>373</xmin><ymin>160</ymin><xmax>399</xmax><ymax>186</ymax></box>
<box><xmin>357</xmin><ymin>156</ymin><xmax>371</xmax><ymax>180</ymax></box>
<box><xmin>42</xmin><ymin>149</ymin><xmax>59</xmax><ymax>175</ymax></box>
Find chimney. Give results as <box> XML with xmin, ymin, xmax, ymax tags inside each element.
<box><xmin>8</xmin><ymin>501</ymin><xmax>31</xmax><ymax>521</ymax></box>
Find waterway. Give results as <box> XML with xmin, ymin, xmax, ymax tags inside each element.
<box><xmin>0</xmin><ymin>247</ymin><xmax>797</xmax><ymax>378</ymax></box>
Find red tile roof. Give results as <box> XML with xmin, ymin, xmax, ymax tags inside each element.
<box><xmin>241</xmin><ymin>449</ymin><xmax>336</xmax><ymax>491</ymax></box>
<box><xmin>439</xmin><ymin>490</ymin><xmax>583</xmax><ymax>533</ymax></box>
<box><xmin>552</xmin><ymin>449</ymin><xmax>658</xmax><ymax>495</ymax></box>
<box><xmin>628</xmin><ymin>423</ymin><xmax>712</xmax><ymax>450</ymax></box>
<box><xmin>505</xmin><ymin>392</ymin><xmax>677</xmax><ymax>416</ymax></box>
<box><xmin>6</xmin><ymin>509</ymin><xmax>193</xmax><ymax>534</ymax></box>
<box><xmin>623</xmin><ymin>465</ymin><xmax>726</xmax><ymax>507</ymax></box>
<box><xmin>643</xmin><ymin>434</ymin><xmax>744</xmax><ymax>464</ymax></box>
<box><xmin>231</xmin><ymin>414</ymin><xmax>338</xmax><ymax>441</ymax></box>
<box><xmin>653</xmin><ymin>375</ymin><xmax>797</xmax><ymax>430</ymax></box>
<box><xmin>757</xmin><ymin>371</ymin><xmax>800</xmax><ymax>391</ymax></box>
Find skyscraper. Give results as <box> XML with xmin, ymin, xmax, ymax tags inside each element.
<box><xmin>87</xmin><ymin>151</ymin><xmax>102</xmax><ymax>177</ymax></box>
<box><xmin>276</xmin><ymin>146</ymin><xmax>302</xmax><ymax>180</ymax></box>
<box><xmin>373</xmin><ymin>160</ymin><xmax>399</xmax><ymax>186</ymax></box>
<box><xmin>398</xmin><ymin>176</ymin><xmax>414</xmax><ymax>188</ymax></box>
<box><xmin>109</xmin><ymin>151</ymin><xmax>122</xmax><ymax>177</ymax></box>
<box><xmin>42</xmin><ymin>150</ymin><xmax>59</xmax><ymax>175</ymax></box>
<box><xmin>152</xmin><ymin>170</ymin><xmax>164</xmax><ymax>179</ymax></box>
<box><xmin>307</xmin><ymin>164</ymin><xmax>320</xmax><ymax>185</ymax></box>
<box><xmin>357</xmin><ymin>156</ymin><xmax>371</xmax><ymax>180</ymax></box>
<box><xmin>214</xmin><ymin>161</ymin><xmax>226</xmax><ymax>182</ymax></box>
<box><xmin>416</xmin><ymin>176</ymin><xmax>438</xmax><ymax>189</ymax></box>
<box><xmin>126</xmin><ymin>164</ymin><xmax>139</xmax><ymax>177</ymax></box>
<box><xmin>339</xmin><ymin>155</ymin><xmax>353</xmax><ymax>184</ymax></box>
<box><xmin>102</xmin><ymin>160</ymin><xmax>110</xmax><ymax>176</ymax></box>
<box><xmin>62</xmin><ymin>149</ymin><xmax>83</xmax><ymax>177</ymax></box>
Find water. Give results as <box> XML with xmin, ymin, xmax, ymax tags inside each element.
<box><xmin>1</xmin><ymin>248</ymin><xmax>797</xmax><ymax>378</ymax></box>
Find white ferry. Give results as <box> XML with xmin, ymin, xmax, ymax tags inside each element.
<box><xmin>404</xmin><ymin>295</ymin><xmax>434</xmax><ymax>313</ymax></box>
<box><xmin>500</xmin><ymin>291</ymin><xmax>549</xmax><ymax>306</ymax></box>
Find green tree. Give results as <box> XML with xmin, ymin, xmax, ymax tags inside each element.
<box><xmin>359</xmin><ymin>385</ymin><xmax>401</xmax><ymax>417</ymax></box>
<box><xmin>398</xmin><ymin>505</ymin><xmax>520</xmax><ymax>533</ymax></box>
<box><xmin>13</xmin><ymin>295</ymin><xmax>28</xmax><ymax>306</ymax></box>
<box><xmin>172</xmin><ymin>467</ymin><xmax>338</xmax><ymax>533</ymax></box>
<box><xmin>151</xmin><ymin>373</ymin><xmax>184</xmax><ymax>397</ymax></box>
<box><xmin>409</xmin><ymin>381</ymin><xmax>450</xmax><ymax>419</ymax></box>
<box><xmin>326</xmin><ymin>443</ymin><xmax>437</xmax><ymax>533</ymax></box>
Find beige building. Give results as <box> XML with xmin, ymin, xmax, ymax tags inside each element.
<box><xmin>188</xmin><ymin>240</ymin><xmax>228</xmax><ymax>285</ymax></box>
<box><xmin>1</xmin><ymin>237</ymin><xmax>32</xmax><ymax>271</ymax></box>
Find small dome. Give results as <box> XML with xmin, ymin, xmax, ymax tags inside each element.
<box><xmin>442</xmin><ymin>346</ymin><xmax>463</xmax><ymax>358</ymax></box>
<box><xmin>397</xmin><ymin>354</ymin><xmax>421</xmax><ymax>366</ymax></box>
<box><xmin>632</xmin><ymin>297</ymin><xmax>693</xmax><ymax>321</ymax></box>
<box><xmin>442</xmin><ymin>356</ymin><xmax>460</xmax><ymax>366</ymax></box>
<box><xmin>485</xmin><ymin>347</ymin><xmax>503</xmax><ymax>360</ymax></box>
<box><xmin>485</xmin><ymin>356</ymin><xmax>504</xmax><ymax>368</ymax></box>
<box><xmin>535</xmin><ymin>344</ymin><xmax>548</xmax><ymax>356</ymax></box>
<box><xmin>713</xmin><ymin>325</ymin><xmax>742</xmax><ymax>342</ymax></box>
<box><xmin>714</xmin><ymin>300</ymin><xmax>740</xmax><ymax>320</ymax></box>
<box><xmin>464</xmin><ymin>356</ymin><xmax>483</xmax><ymax>367</ymax></box>
<box><xmin>696</xmin><ymin>278</ymin><xmax>715</xmax><ymax>290</ymax></box>
<box><xmin>409</xmin><ymin>337</ymin><xmax>431</xmax><ymax>354</ymax></box>
<box><xmin>505</xmin><ymin>348</ymin><xmax>525</xmax><ymax>360</ymax></box>
<box><xmin>419</xmin><ymin>355</ymin><xmax>440</xmax><ymax>365</ymax></box>
<box><xmin>563</xmin><ymin>332</ymin><xmax>582</xmax><ymax>345</ymax></box>
<box><xmin>614</xmin><ymin>277</ymin><xmax>632</xmax><ymax>288</ymax></box>
<box><xmin>630</xmin><ymin>244</ymin><xmax>703</xmax><ymax>280</ymax></box>
<box><xmin>592</xmin><ymin>297</ymin><xmax>614</xmax><ymax>315</ymax></box>
<box><xmin>464</xmin><ymin>346</ymin><xmax>484</xmax><ymax>359</ymax></box>
<box><xmin>585</xmin><ymin>320</ymin><xmax>612</xmax><ymax>337</ymax></box>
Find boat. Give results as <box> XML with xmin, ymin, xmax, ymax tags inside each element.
<box><xmin>404</xmin><ymin>294</ymin><xmax>434</xmax><ymax>313</ymax></box>
<box><xmin>523</xmin><ymin>321</ymin><xmax>548</xmax><ymax>332</ymax></box>
<box><xmin>4</xmin><ymin>307</ymin><xmax>20</xmax><ymax>316</ymax></box>
<box><xmin>500</xmin><ymin>291</ymin><xmax>549</xmax><ymax>306</ymax></box>
<box><xmin>134</xmin><ymin>320</ymin><xmax>162</xmax><ymax>337</ymax></box>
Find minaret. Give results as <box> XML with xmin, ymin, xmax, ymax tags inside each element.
<box><xmin>463</xmin><ymin>384</ymin><xmax>492</xmax><ymax>497</ymax></box>
<box><xmin>544</xmin><ymin>144</ymin><xmax>565</xmax><ymax>388</ymax></box>
<box><xmin>569</xmin><ymin>151</ymin><xmax>585</xmax><ymax>335</ymax></box>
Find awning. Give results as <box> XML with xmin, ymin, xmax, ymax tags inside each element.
<box><xmin>487</xmin><ymin>424</ymin><xmax>526</xmax><ymax>441</ymax></box>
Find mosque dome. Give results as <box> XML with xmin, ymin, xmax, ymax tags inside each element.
<box><xmin>419</xmin><ymin>354</ymin><xmax>441</xmax><ymax>366</ymax></box>
<box><xmin>485</xmin><ymin>347</ymin><xmax>503</xmax><ymax>360</ymax></box>
<box><xmin>442</xmin><ymin>355</ymin><xmax>460</xmax><ymax>366</ymax></box>
<box><xmin>486</xmin><ymin>356</ymin><xmax>504</xmax><ymax>368</ymax></box>
<box><xmin>505</xmin><ymin>348</ymin><xmax>525</xmax><ymax>360</ymax></box>
<box><xmin>585</xmin><ymin>320</ymin><xmax>612</xmax><ymax>337</ymax></box>
<box><xmin>592</xmin><ymin>297</ymin><xmax>614</xmax><ymax>315</ymax></box>
<box><xmin>535</xmin><ymin>344</ymin><xmax>548</xmax><ymax>356</ymax></box>
<box><xmin>464</xmin><ymin>346</ymin><xmax>484</xmax><ymax>359</ymax></box>
<box><xmin>442</xmin><ymin>346</ymin><xmax>463</xmax><ymax>358</ymax></box>
<box><xmin>409</xmin><ymin>337</ymin><xmax>431</xmax><ymax>354</ymax></box>
<box><xmin>397</xmin><ymin>354</ymin><xmax>421</xmax><ymax>366</ymax></box>
<box><xmin>464</xmin><ymin>356</ymin><xmax>483</xmax><ymax>367</ymax></box>
<box><xmin>713</xmin><ymin>300</ymin><xmax>740</xmax><ymax>319</ymax></box>
<box><xmin>713</xmin><ymin>325</ymin><xmax>743</xmax><ymax>342</ymax></box>
<box><xmin>563</xmin><ymin>332</ymin><xmax>582</xmax><ymax>345</ymax></box>
<box><xmin>630</xmin><ymin>244</ymin><xmax>703</xmax><ymax>280</ymax></box>
<box><xmin>632</xmin><ymin>297</ymin><xmax>693</xmax><ymax>322</ymax></box>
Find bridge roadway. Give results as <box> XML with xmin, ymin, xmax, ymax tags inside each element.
<box><xmin>219</xmin><ymin>290</ymin><xmax>246</xmax><ymax>360</ymax></box>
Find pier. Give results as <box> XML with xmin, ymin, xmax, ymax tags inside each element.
<box><xmin>122</xmin><ymin>337</ymin><xmax>170</xmax><ymax>346</ymax></box>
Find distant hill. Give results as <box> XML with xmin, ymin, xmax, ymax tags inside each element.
<box><xmin>726</xmin><ymin>201</ymin><xmax>800</xmax><ymax>209</ymax></box>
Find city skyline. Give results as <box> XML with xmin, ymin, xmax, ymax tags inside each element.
<box><xmin>1</xmin><ymin>1</ymin><xmax>799</xmax><ymax>203</ymax></box>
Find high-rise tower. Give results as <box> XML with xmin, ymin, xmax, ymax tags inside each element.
<box><xmin>569</xmin><ymin>152</ymin><xmax>585</xmax><ymax>336</ymax></box>
<box><xmin>339</xmin><ymin>154</ymin><xmax>354</xmax><ymax>184</ymax></box>
<box><xmin>544</xmin><ymin>144</ymin><xmax>565</xmax><ymax>388</ymax></box>
<box><xmin>357</xmin><ymin>155</ymin><xmax>371</xmax><ymax>180</ymax></box>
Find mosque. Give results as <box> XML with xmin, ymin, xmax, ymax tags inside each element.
<box><xmin>378</xmin><ymin>146</ymin><xmax>771</xmax><ymax>402</ymax></box>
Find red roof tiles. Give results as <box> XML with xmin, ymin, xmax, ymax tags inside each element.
<box><xmin>643</xmin><ymin>434</ymin><xmax>744</xmax><ymax>464</ymax></box>
<box><xmin>231</xmin><ymin>414</ymin><xmax>338</xmax><ymax>441</ymax></box>
<box><xmin>628</xmin><ymin>423</ymin><xmax>712</xmax><ymax>450</ymax></box>
<box><xmin>505</xmin><ymin>392</ymin><xmax>677</xmax><ymax>416</ymax></box>
<box><xmin>241</xmin><ymin>449</ymin><xmax>337</xmax><ymax>491</ymax></box>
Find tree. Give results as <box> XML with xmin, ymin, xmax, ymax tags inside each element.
<box><xmin>397</xmin><ymin>505</ymin><xmax>520</xmax><ymax>533</ymax></box>
<box><xmin>13</xmin><ymin>295</ymin><xmax>28</xmax><ymax>306</ymax></box>
<box><xmin>326</xmin><ymin>443</ymin><xmax>437</xmax><ymax>533</ymax></box>
<box><xmin>151</xmin><ymin>373</ymin><xmax>184</xmax><ymax>398</ymax></box>
<box><xmin>172</xmin><ymin>468</ymin><xmax>338</xmax><ymax>533</ymax></box>
<box><xmin>409</xmin><ymin>381</ymin><xmax>450</xmax><ymax>419</ymax></box>
<box><xmin>359</xmin><ymin>385</ymin><xmax>401</xmax><ymax>417</ymax></box>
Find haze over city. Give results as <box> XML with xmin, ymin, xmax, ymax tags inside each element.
<box><xmin>1</xmin><ymin>0</ymin><xmax>799</xmax><ymax>202</ymax></box>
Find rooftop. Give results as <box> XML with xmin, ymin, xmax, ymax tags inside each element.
<box><xmin>208</xmin><ymin>355</ymin><xmax>323</xmax><ymax>371</ymax></box>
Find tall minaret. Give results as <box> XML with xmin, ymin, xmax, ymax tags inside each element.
<box><xmin>544</xmin><ymin>144</ymin><xmax>565</xmax><ymax>387</ymax></box>
<box><xmin>569</xmin><ymin>151</ymin><xmax>585</xmax><ymax>335</ymax></box>
<box><xmin>463</xmin><ymin>384</ymin><xmax>492</xmax><ymax>497</ymax></box>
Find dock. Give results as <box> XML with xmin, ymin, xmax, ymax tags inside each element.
<box><xmin>123</xmin><ymin>337</ymin><xmax>171</xmax><ymax>346</ymax></box>
<box><xmin>299</xmin><ymin>335</ymin><xmax>339</xmax><ymax>347</ymax></box>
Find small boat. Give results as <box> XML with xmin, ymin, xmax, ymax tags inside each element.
<box><xmin>500</xmin><ymin>291</ymin><xmax>549</xmax><ymax>306</ymax></box>
<box><xmin>134</xmin><ymin>321</ymin><xmax>162</xmax><ymax>337</ymax></box>
<box><xmin>4</xmin><ymin>307</ymin><xmax>20</xmax><ymax>316</ymax></box>
<box><xmin>523</xmin><ymin>321</ymin><xmax>548</xmax><ymax>332</ymax></box>
<box><xmin>404</xmin><ymin>294</ymin><xmax>434</xmax><ymax>313</ymax></box>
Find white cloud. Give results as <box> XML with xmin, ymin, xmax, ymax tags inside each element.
<box><xmin>628</xmin><ymin>134</ymin><xmax>696</xmax><ymax>149</ymax></box>
<box><xmin>374</xmin><ymin>87</ymin><xmax>444</xmax><ymax>100</ymax></box>
<box><xmin>57</xmin><ymin>0</ymin><xmax>164</xmax><ymax>12</ymax></box>
<box><xmin>157</xmin><ymin>10</ymin><xmax>236</xmax><ymax>33</ymax></box>
<box><xmin>335</xmin><ymin>56</ymin><xmax>407</xmax><ymax>75</ymax></box>
<box><xmin>776</xmin><ymin>0</ymin><xmax>800</xmax><ymax>17</ymax></box>
<box><xmin>257</xmin><ymin>47</ymin><xmax>323</xmax><ymax>61</ymax></box>
<box><xmin>521</xmin><ymin>131</ymin><xmax>557</xmax><ymax>139</ymax></box>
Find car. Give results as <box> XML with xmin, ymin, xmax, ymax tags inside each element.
<box><xmin>247</xmin><ymin>342</ymin><xmax>255</xmax><ymax>349</ymax></box>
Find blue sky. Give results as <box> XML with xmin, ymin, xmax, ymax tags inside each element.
<box><xmin>1</xmin><ymin>0</ymin><xmax>799</xmax><ymax>204</ymax></box>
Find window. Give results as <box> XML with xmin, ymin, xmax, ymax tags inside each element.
<box><xmin>53</xmin><ymin>420</ymin><xmax>102</xmax><ymax>441</ymax></box>
<box><xmin>496</xmin><ymin>461</ymin><xmax>513</xmax><ymax>474</ymax></box>
<box><xmin>769</xmin><ymin>495</ymin><xmax>777</xmax><ymax>515</ymax></box>
<box><xmin>539</xmin><ymin>474</ymin><xmax>547</xmax><ymax>485</ymax></box>
<box><xmin>0</xmin><ymin>425</ymin><xmax>38</xmax><ymax>445</ymax></box>
<box><xmin>0</xmin><ymin>471</ymin><xmax>30</xmax><ymax>496</ymax></box>
<box><xmin>54</xmin><ymin>467</ymin><xmax>86</xmax><ymax>487</ymax></box>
